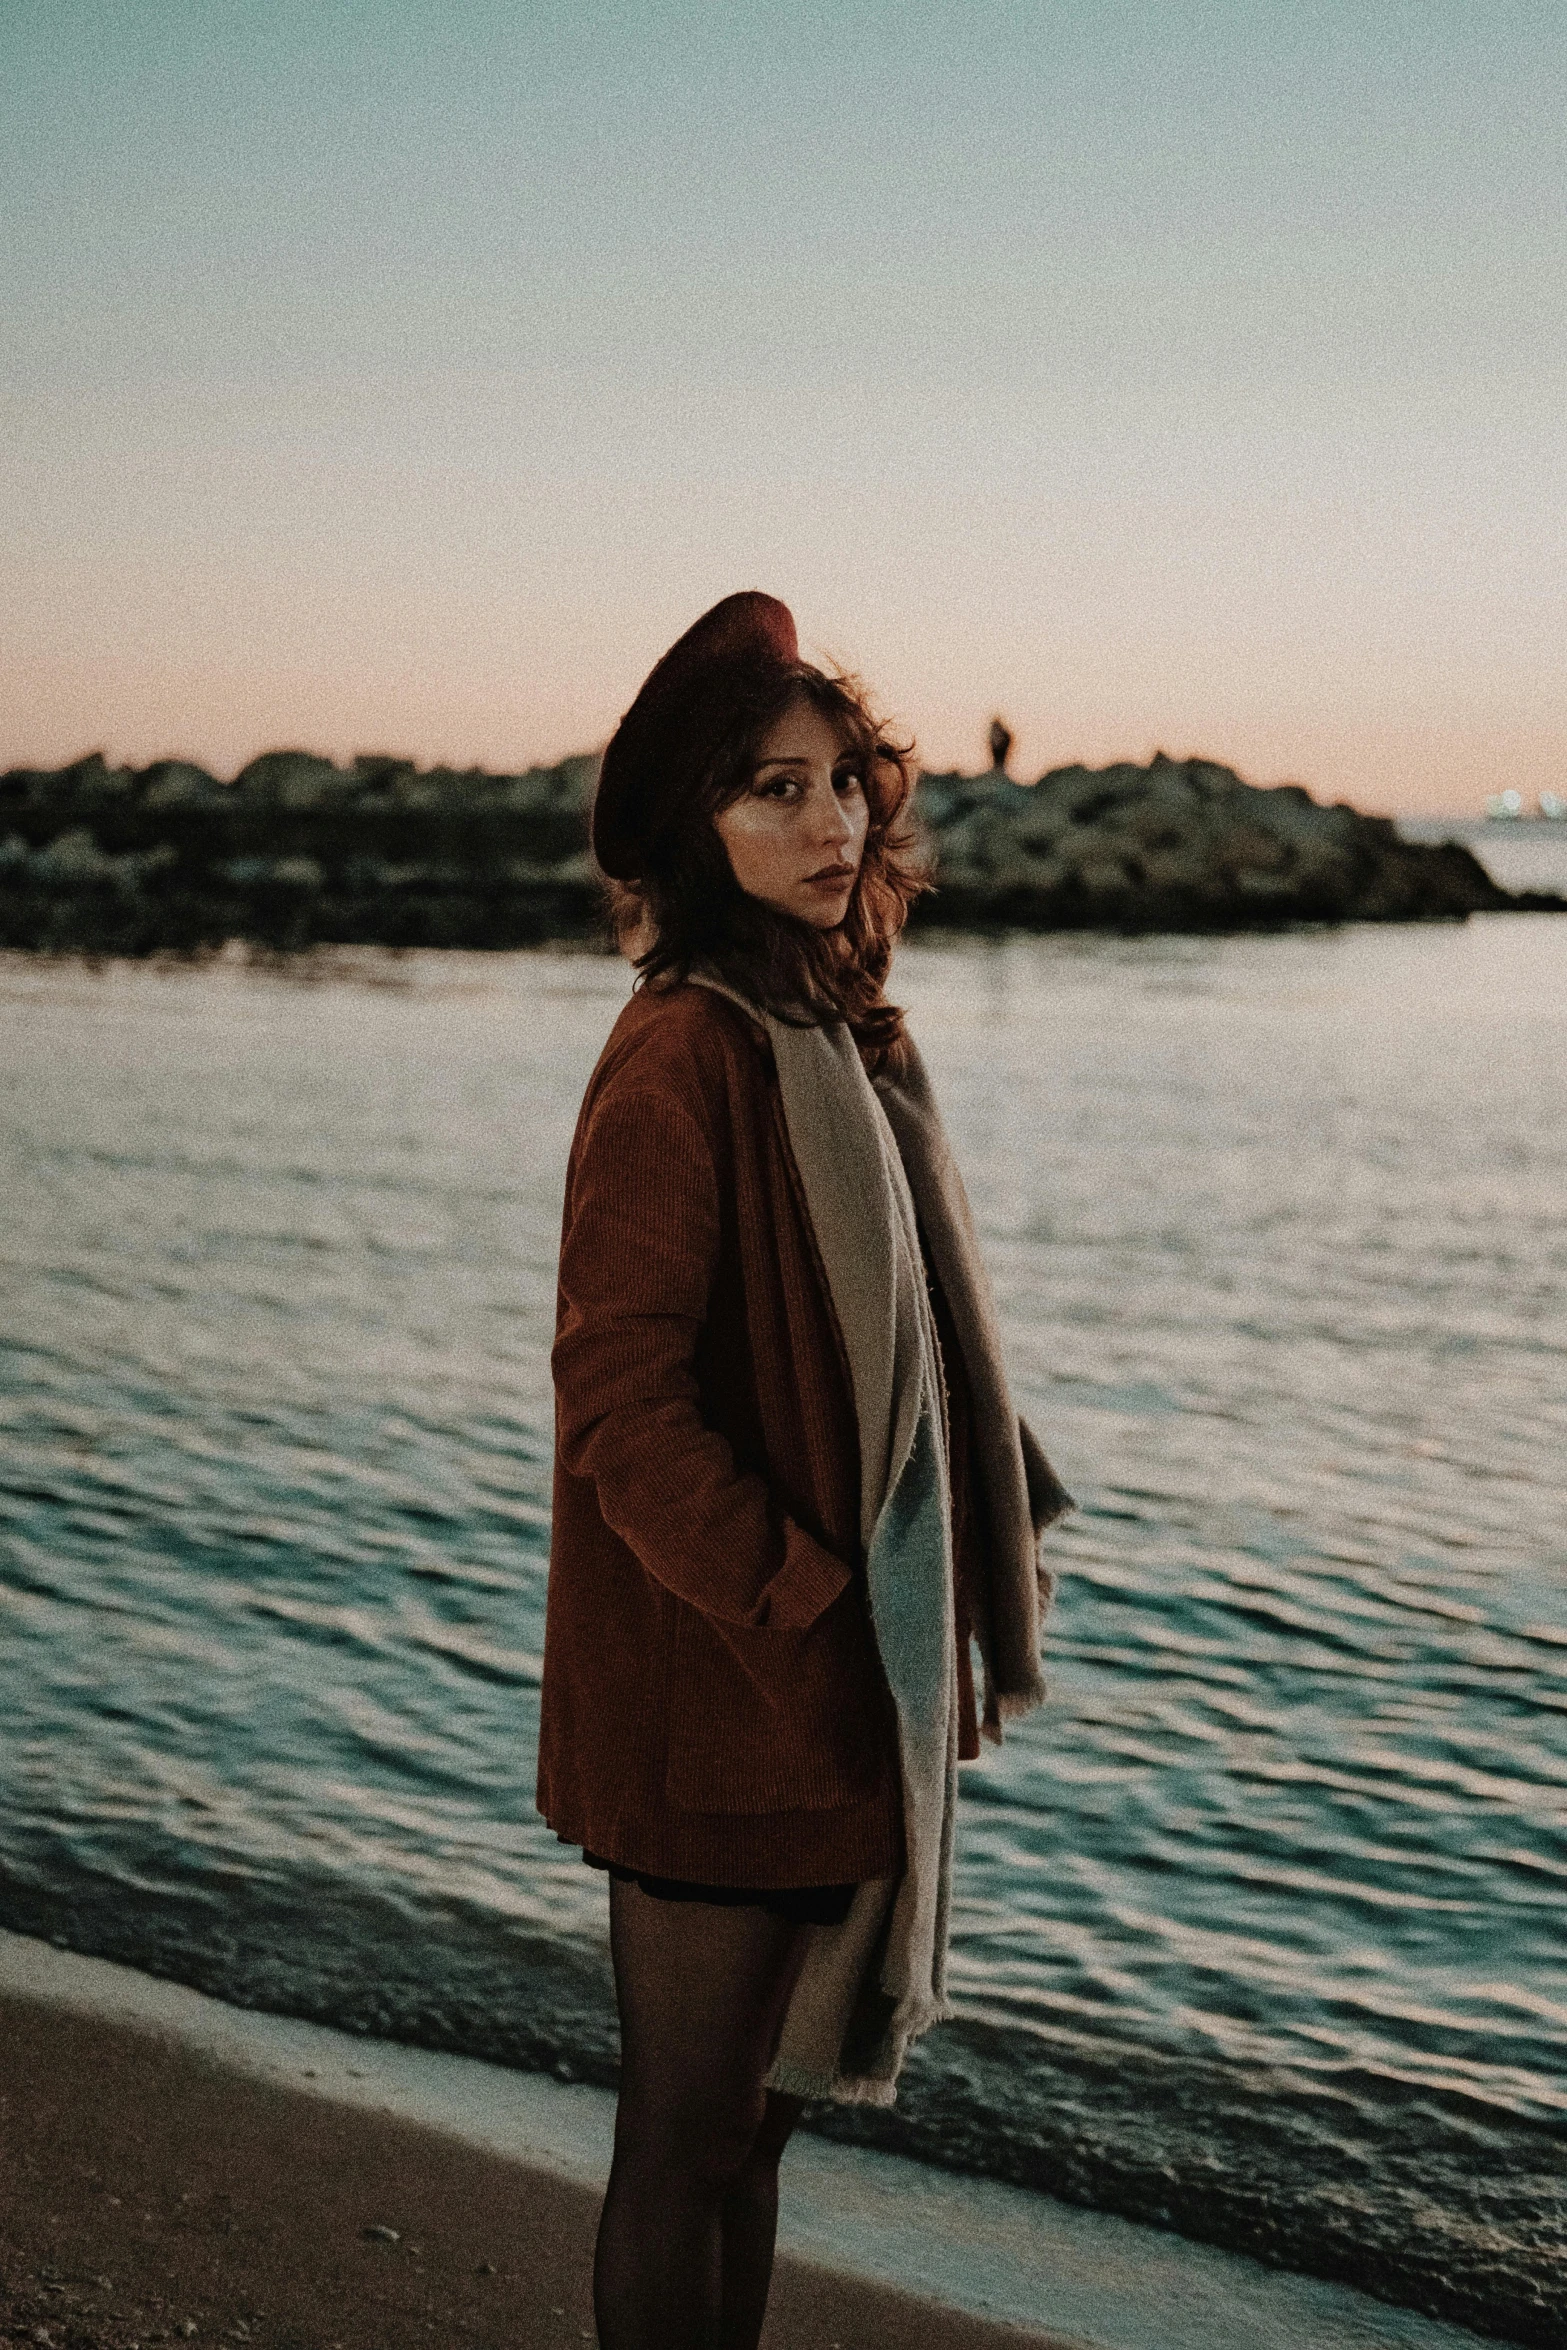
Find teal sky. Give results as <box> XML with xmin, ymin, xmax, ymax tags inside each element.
<box><xmin>3</xmin><ymin>0</ymin><xmax>1563</xmax><ymax>809</ymax></box>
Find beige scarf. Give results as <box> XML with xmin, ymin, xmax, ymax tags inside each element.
<box><xmin>695</xmin><ymin>979</ymin><xmax>1071</xmax><ymax>2104</ymax></box>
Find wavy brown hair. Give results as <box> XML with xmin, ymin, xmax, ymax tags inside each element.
<box><xmin>605</xmin><ymin>664</ymin><xmax>929</xmax><ymax>1063</ymax></box>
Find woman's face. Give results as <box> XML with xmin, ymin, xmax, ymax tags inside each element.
<box><xmin>712</xmin><ymin>697</ymin><xmax>870</xmax><ymax>930</ymax></box>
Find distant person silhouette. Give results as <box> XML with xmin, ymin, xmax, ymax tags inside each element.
<box><xmin>989</xmin><ymin>717</ymin><xmax>1013</xmax><ymax>775</ymax></box>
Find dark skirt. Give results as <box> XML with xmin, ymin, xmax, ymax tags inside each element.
<box><xmin>583</xmin><ymin>1848</ymin><xmax>856</xmax><ymax>1927</ymax></box>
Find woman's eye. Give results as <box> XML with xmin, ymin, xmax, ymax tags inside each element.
<box><xmin>833</xmin><ymin>767</ymin><xmax>866</xmax><ymax>795</ymax></box>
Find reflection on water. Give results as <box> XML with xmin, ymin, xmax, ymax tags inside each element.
<box><xmin>1</xmin><ymin>915</ymin><xmax>1563</xmax><ymax>2340</ymax></box>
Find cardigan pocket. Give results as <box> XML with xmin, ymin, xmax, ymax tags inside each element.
<box><xmin>662</xmin><ymin>1583</ymin><xmax>889</xmax><ymax>1815</ymax></box>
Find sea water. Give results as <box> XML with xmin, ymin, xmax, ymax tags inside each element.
<box><xmin>1</xmin><ymin>885</ymin><xmax>1563</xmax><ymax>2340</ymax></box>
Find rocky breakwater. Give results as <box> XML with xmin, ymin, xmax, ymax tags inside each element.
<box><xmin>0</xmin><ymin>750</ymin><xmax>599</xmax><ymax>955</ymax></box>
<box><xmin>4</xmin><ymin>744</ymin><xmax>1562</xmax><ymax>955</ymax></box>
<box><xmin>912</xmin><ymin>752</ymin><xmax>1565</xmax><ymax>930</ymax></box>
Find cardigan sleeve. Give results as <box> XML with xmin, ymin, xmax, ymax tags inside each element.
<box><xmin>551</xmin><ymin>1078</ymin><xmax>852</xmax><ymax>1634</ymax></box>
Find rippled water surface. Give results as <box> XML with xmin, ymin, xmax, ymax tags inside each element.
<box><xmin>2</xmin><ymin>905</ymin><xmax>1564</xmax><ymax>2341</ymax></box>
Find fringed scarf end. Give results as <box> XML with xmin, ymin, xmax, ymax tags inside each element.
<box><xmin>983</xmin><ymin>1668</ymin><xmax>1048</xmax><ymax>1736</ymax></box>
<box><xmin>767</xmin><ymin>1992</ymin><xmax>959</xmax><ymax>2109</ymax></box>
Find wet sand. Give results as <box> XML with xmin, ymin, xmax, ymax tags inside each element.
<box><xmin>0</xmin><ymin>1992</ymin><xmax>1060</xmax><ymax>2350</ymax></box>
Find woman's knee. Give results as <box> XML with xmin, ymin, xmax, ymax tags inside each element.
<box><xmin>618</xmin><ymin>2074</ymin><xmax>770</xmax><ymax>2192</ymax></box>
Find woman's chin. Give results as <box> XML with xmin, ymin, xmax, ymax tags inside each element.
<box><xmin>741</xmin><ymin>881</ymin><xmax>856</xmax><ymax>930</ymax></box>
<box><xmin>792</xmin><ymin>889</ymin><xmax>856</xmax><ymax>930</ymax></box>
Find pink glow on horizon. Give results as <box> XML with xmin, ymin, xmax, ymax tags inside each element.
<box><xmin>7</xmin><ymin>640</ymin><xmax>1563</xmax><ymax>820</ymax></box>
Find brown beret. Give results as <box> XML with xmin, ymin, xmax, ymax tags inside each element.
<box><xmin>592</xmin><ymin>591</ymin><xmax>799</xmax><ymax>882</ymax></box>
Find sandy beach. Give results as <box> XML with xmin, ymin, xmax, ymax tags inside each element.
<box><xmin>0</xmin><ymin>1935</ymin><xmax>1500</xmax><ymax>2350</ymax></box>
<box><xmin>0</xmin><ymin>1988</ymin><xmax>1058</xmax><ymax>2350</ymax></box>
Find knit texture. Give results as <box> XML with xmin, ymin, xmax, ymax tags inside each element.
<box><xmin>694</xmin><ymin>985</ymin><xmax>956</xmax><ymax>2102</ymax></box>
<box><xmin>873</xmin><ymin>1044</ymin><xmax>1075</xmax><ymax>1727</ymax></box>
<box><xmin>694</xmin><ymin>981</ymin><xmax>1072</xmax><ymax>2103</ymax></box>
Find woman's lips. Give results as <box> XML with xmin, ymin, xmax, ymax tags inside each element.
<box><xmin>803</xmin><ymin>863</ymin><xmax>856</xmax><ymax>885</ymax></box>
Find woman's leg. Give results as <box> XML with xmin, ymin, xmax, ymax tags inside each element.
<box><xmin>594</xmin><ymin>1878</ymin><xmax>810</xmax><ymax>2350</ymax></box>
<box><xmin>717</xmin><ymin>2088</ymin><xmax>805</xmax><ymax>2350</ymax></box>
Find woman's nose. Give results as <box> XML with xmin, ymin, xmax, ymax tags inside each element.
<box><xmin>816</xmin><ymin>783</ymin><xmax>855</xmax><ymax>841</ymax></box>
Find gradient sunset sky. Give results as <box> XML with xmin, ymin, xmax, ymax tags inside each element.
<box><xmin>4</xmin><ymin>1</ymin><xmax>1563</xmax><ymax>812</ymax></box>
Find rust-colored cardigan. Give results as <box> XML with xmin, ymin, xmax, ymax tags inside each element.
<box><xmin>537</xmin><ymin>982</ymin><xmax>982</xmax><ymax>1887</ymax></box>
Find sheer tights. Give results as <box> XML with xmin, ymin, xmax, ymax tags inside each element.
<box><xmin>593</xmin><ymin>1875</ymin><xmax>812</xmax><ymax>2350</ymax></box>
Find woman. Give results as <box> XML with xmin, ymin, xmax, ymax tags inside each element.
<box><xmin>538</xmin><ymin>592</ymin><xmax>1068</xmax><ymax>2350</ymax></box>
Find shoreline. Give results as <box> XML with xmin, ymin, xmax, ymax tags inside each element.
<box><xmin>0</xmin><ymin>1932</ymin><xmax>1499</xmax><ymax>2350</ymax></box>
